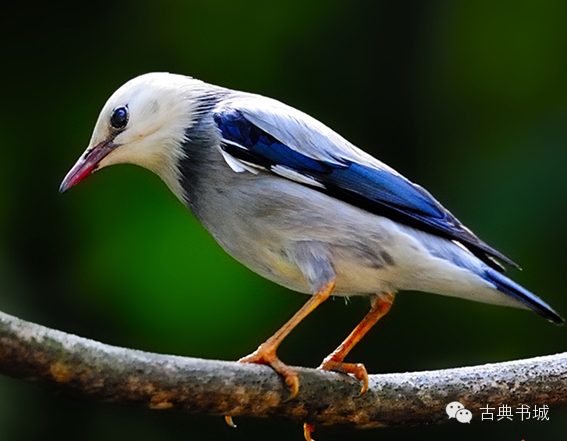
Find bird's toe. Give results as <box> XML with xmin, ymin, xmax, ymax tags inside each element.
<box><xmin>303</xmin><ymin>422</ymin><xmax>316</xmax><ymax>441</ymax></box>
<box><xmin>318</xmin><ymin>359</ymin><xmax>369</xmax><ymax>395</ymax></box>
<box><xmin>224</xmin><ymin>415</ymin><xmax>237</xmax><ymax>428</ymax></box>
<box><xmin>238</xmin><ymin>346</ymin><xmax>300</xmax><ymax>398</ymax></box>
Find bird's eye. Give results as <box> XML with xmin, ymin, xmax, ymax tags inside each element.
<box><xmin>110</xmin><ymin>106</ymin><xmax>129</xmax><ymax>129</ymax></box>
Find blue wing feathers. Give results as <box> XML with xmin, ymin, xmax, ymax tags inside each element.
<box><xmin>216</xmin><ymin>109</ymin><xmax>333</xmax><ymax>173</ymax></box>
<box><xmin>216</xmin><ymin>109</ymin><xmax>443</xmax><ymax>217</ymax></box>
<box><xmin>214</xmin><ymin>107</ymin><xmax>517</xmax><ymax>270</ymax></box>
<box><xmin>327</xmin><ymin>163</ymin><xmax>445</xmax><ymax>218</ymax></box>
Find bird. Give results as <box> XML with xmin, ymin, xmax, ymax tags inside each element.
<box><xmin>60</xmin><ymin>72</ymin><xmax>563</xmax><ymax>439</ymax></box>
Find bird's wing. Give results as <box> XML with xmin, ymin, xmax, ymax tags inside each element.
<box><xmin>213</xmin><ymin>94</ymin><xmax>517</xmax><ymax>270</ymax></box>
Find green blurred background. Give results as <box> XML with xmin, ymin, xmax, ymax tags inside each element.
<box><xmin>1</xmin><ymin>0</ymin><xmax>567</xmax><ymax>440</ymax></box>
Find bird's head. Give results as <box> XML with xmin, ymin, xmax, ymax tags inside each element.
<box><xmin>60</xmin><ymin>72</ymin><xmax>207</xmax><ymax>197</ymax></box>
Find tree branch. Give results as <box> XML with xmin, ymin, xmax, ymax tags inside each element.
<box><xmin>0</xmin><ymin>309</ymin><xmax>565</xmax><ymax>428</ymax></box>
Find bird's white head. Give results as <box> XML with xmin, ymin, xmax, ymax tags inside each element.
<box><xmin>60</xmin><ymin>72</ymin><xmax>208</xmax><ymax>197</ymax></box>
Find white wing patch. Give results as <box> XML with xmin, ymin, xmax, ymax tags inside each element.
<box><xmin>271</xmin><ymin>164</ymin><xmax>326</xmax><ymax>189</ymax></box>
<box><xmin>219</xmin><ymin>145</ymin><xmax>261</xmax><ymax>174</ymax></box>
<box><xmin>219</xmin><ymin>142</ymin><xmax>326</xmax><ymax>189</ymax></box>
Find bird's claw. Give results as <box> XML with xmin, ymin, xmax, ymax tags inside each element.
<box><xmin>318</xmin><ymin>359</ymin><xmax>369</xmax><ymax>395</ymax></box>
<box><xmin>300</xmin><ymin>360</ymin><xmax>368</xmax><ymax>439</ymax></box>
<box><xmin>224</xmin><ymin>346</ymin><xmax>300</xmax><ymax>428</ymax></box>
<box><xmin>238</xmin><ymin>346</ymin><xmax>300</xmax><ymax>398</ymax></box>
<box><xmin>303</xmin><ymin>423</ymin><xmax>315</xmax><ymax>441</ymax></box>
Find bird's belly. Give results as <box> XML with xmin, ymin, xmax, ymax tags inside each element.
<box><xmin>207</xmin><ymin>210</ymin><xmax>406</xmax><ymax>297</ymax></box>
<box><xmin>236</xmin><ymin>244</ymin><xmax>399</xmax><ymax>296</ymax></box>
<box><xmin>329</xmin><ymin>259</ymin><xmax>398</xmax><ymax>296</ymax></box>
<box><xmin>213</xmin><ymin>217</ymin><xmax>492</xmax><ymax>301</ymax></box>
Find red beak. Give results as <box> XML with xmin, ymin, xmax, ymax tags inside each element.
<box><xmin>59</xmin><ymin>138</ymin><xmax>117</xmax><ymax>193</ymax></box>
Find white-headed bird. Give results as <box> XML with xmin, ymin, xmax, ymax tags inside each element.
<box><xmin>60</xmin><ymin>73</ymin><xmax>563</xmax><ymax>425</ymax></box>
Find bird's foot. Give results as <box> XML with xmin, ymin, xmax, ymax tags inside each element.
<box><xmin>318</xmin><ymin>357</ymin><xmax>369</xmax><ymax>395</ymax></box>
<box><xmin>302</xmin><ymin>360</ymin><xmax>368</xmax><ymax>440</ymax></box>
<box><xmin>223</xmin><ymin>281</ymin><xmax>336</xmax><ymax>429</ymax></box>
<box><xmin>224</xmin><ymin>345</ymin><xmax>299</xmax><ymax>428</ymax></box>
<box><xmin>238</xmin><ymin>344</ymin><xmax>299</xmax><ymax>398</ymax></box>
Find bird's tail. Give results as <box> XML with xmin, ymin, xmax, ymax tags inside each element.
<box><xmin>484</xmin><ymin>268</ymin><xmax>564</xmax><ymax>325</ymax></box>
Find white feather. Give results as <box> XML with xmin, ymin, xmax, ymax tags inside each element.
<box><xmin>271</xmin><ymin>165</ymin><xmax>326</xmax><ymax>188</ymax></box>
<box><xmin>218</xmin><ymin>146</ymin><xmax>260</xmax><ymax>174</ymax></box>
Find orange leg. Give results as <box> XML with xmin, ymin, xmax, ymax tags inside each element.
<box><xmin>302</xmin><ymin>294</ymin><xmax>394</xmax><ymax>440</ymax></box>
<box><xmin>318</xmin><ymin>292</ymin><xmax>394</xmax><ymax>394</ymax></box>
<box><xmin>225</xmin><ymin>280</ymin><xmax>336</xmax><ymax>428</ymax></box>
<box><xmin>237</xmin><ymin>279</ymin><xmax>336</xmax><ymax>397</ymax></box>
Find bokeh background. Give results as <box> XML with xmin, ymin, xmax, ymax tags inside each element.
<box><xmin>1</xmin><ymin>1</ymin><xmax>567</xmax><ymax>440</ymax></box>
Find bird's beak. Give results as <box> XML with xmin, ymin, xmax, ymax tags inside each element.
<box><xmin>59</xmin><ymin>138</ymin><xmax>117</xmax><ymax>193</ymax></box>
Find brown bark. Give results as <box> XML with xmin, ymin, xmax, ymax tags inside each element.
<box><xmin>0</xmin><ymin>310</ymin><xmax>565</xmax><ymax>427</ymax></box>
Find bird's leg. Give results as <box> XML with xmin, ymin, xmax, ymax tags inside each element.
<box><xmin>225</xmin><ymin>281</ymin><xmax>336</xmax><ymax>429</ymax></box>
<box><xmin>318</xmin><ymin>292</ymin><xmax>394</xmax><ymax>394</ymax></box>
<box><xmin>237</xmin><ymin>279</ymin><xmax>336</xmax><ymax>397</ymax></box>
<box><xmin>301</xmin><ymin>293</ymin><xmax>394</xmax><ymax>440</ymax></box>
